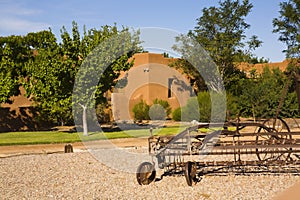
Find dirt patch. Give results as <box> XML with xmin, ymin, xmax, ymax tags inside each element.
<box><xmin>0</xmin><ymin>137</ymin><xmax>148</xmax><ymax>158</ymax></box>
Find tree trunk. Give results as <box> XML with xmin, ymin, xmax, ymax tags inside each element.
<box><xmin>79</xmin><ymin>103</ymin><xmax>88</xmax><ymax>136</ymax></box>
<box><xmin>294</xmin><ymin>74</ymin><xmax>300</xmax><ymax>115</ymax></box>
<box><xmin>252</xmin><ymin>104</ymin><xmax>256</xmax><ymax>122</ymax></box>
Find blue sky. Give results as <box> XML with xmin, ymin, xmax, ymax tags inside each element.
<box><xmin>0</xmin><ymin>0</ymin><xmax>286</xmax><ymax>62</ymax></box>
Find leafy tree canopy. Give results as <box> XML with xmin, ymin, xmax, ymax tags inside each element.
<box><xmin>273</xmin><ymin>0</ymin><xmax>300</xmax><ymax>58</ymax></box>
<box><xmin>173</xmin><ymin>0</ymin><xmax>262</xmax><ymax>91</ymax></box>
<box><xmin>0</xmin><ymin>21</ymin><xmax>142</xmax><ymax>126</ymax></box>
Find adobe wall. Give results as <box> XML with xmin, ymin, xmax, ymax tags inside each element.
<box><xmin>238</xmin><ymin>60</ymin><xmax>290</xmax><ymax>75</ymax></box>
<box><xmin>112</xmin><ymin>53</ymin><xmax>193</xmax><ymax>120</ymax></box>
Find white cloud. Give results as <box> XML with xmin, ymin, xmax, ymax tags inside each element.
<box><xmin>0</xmin><ymin>17</ymin><xmax>50</xmax><ymax>34</ymax></box>
<box><xmin>0</xmin><ymin>6</ymin><xmax>42</xmax><ymax>16</ymax></box>
<box><xmin>0</xmin><ymin>1</ymin><xmax>49</xmax><ymax>35</ymax></box>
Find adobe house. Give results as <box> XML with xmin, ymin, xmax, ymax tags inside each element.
<box><xmin>238</xmin><ymin>60</ymin><xmax>290</xmax><ymax>76</ymax></box>
<box><xmin>112</xmin><ymin>55</ymin><xmax>294</xmax><ymax>121</ymax></box>
<box><xmin>111</xmin><ymin>53</ymin><xmax>193</xmax><ymax>120</ymax></box>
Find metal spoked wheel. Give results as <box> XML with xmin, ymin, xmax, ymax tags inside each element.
<box><xmin>184</xmin><ymin>161</ymin><xmax>197</xmax><ymax>186</ymax></box>
<box><xmin>256</xmin><ymin>118</ymin><xmax>292</xmax><ymax>162</ymax></box>
<box><xmin>136</xmin><ymin>162</ymin><xmax>156</xmax><ymax>185</ymax></box>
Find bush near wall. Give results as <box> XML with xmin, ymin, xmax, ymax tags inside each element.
<box><xmin>132</xmin><ymin>99</ymin><xmax>172</xmax><ymax>121</ymax></box>
<box><xmin>132</xmin><ymin>100</ymin><xmax>150</xmax><ymax>122</ymax></box>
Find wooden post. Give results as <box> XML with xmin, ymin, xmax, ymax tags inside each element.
<box><xmin>64</xmin><ymin>144</ymin><xmax>73</xmax><ymax>153</ymax></box>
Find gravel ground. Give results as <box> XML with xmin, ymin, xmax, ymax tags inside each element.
<box><xmin>1</xmin><ymin>149</ymin><xmax>299</xmax><ymax>200</ymax></box>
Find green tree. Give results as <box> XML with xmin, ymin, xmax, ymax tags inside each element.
<box><xmin>24</xmin><ymin>30</ymin><xmax>73</xmax><ymax>125</ymax></box>
<box><xmin>0</xmin><ymin>44</ymin><xmax>20</xmax><ymax>103</ymax></box>
<box><xmin>173</xmin><ymin>0</ymin><xmax>261</xmax><ymax>91</ymax></box>
<box><xmin>0</xmin><ymin>30</ymin><xmax>71</xmax><ymax>126</ymax></box>
<box><xmin>273</xmin><ymin>0</ymin><xmax>300</xmax><ymax>116</ymax></box>
<box><xmin>238</xmin><ymin>67</ymin><xmax>286</xmax><ymax>119</ymax></box>
<box><xmin>226</xmin><ymin>92</ymin><xmax>239</xmax><ymax>118</ymax></box>
<box><xmin>197</xmin><ymin>91</ymin><xmax>228</xmax><ymax>122</ymax></box>
<box><xmin>197</xmin><ymin>92</ymin><xmax>211</xmax><ymax>122</ymax></box>
<box><xmin>73</xmin><ymin>26</ymin><xmax>141</xmax><ymax>135</ymax></box>
<box><xmin>0</xmin><ymin>34</ymin><xmax>32</xmax><ymax>78</ymax></box>
<box><xmin>132</xmin><ymin>100</ymin><xmax>150</xmax><ymax>122</ymax></box>
<box><xmin>238</xmin><ymin>78</ymin><xmax>263</xmax><ymax>120</ymax></box>
<box><xmin>0</xmin><ymin>32</ymin><xmax>43</xmax><ymax>102</ymax></box>
<box><xmin>273</xmin><ymin>0</ymin><xmax>300</xmax><ymax>58</ymax></box>
<box><xmin>282</xmin><ymin>91</ymin><xmax>300</xmax><ymax>117</ymax></box>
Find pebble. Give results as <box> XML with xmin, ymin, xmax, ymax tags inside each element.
<box><xmin>0</xmin><ymin>152</ymin><xmax>299</xmax><ymax>199</ymax></box>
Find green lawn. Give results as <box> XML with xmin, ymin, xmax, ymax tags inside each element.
<box><xmin>0</xmin><ymin>126</ymin><xmax>186</xmax><ymax>146</ymax></box>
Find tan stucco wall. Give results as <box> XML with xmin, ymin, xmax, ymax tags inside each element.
<box><xmin>237</xmin><ymin>59</ymin><xmax>290</xmax><ymax>75</ymax></box>
<box><xmin>112</xmin><ymin>53</ymin><xmax>192</xmax><ymax>120</ymax></box>
<box><xmin>129</xmin><ymin>83</ymin><xmax>180</xmax><ymax>119</ymax></box>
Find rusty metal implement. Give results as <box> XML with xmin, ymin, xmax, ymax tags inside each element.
<box><xmin>136</xmin><ymin>118</ymin><xmax>300</xmax><ymax>186</ymax></box>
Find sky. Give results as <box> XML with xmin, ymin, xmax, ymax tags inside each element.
<box><xmin>0</xmin><ymin>0</ymin><xmax>287</xmax><ymax>62</ymax></box>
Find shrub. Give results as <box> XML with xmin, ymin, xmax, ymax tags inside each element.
<box><xmin>172</xmin><ymin>107</ymin><xmax>181</xmax><ymax>121</ymax></box>
<box><xmin>96</xmin><ymin>103</ymin><xmax>111</xmax><ymax>123</ymax></box>
<box><xmin>226</xmin><ymin>92</ymin><xmax>239</xmax><ymax>119</ymax></box>
<box><xmin>197</xmin><ymin>91</ymin><xmax>211</xmax><ymax>122</ymax></box>
<box><xmin>149</xmin><ymin>104</ymin><xmax>166</xmax><ymax>120</ymax></box>
<box><xmin>181</xmin><ymin>97</ymin><xmax>200</xmax><ymax>122</ymax></box>
<box><xmin>132</xmin><ymin>100</ymin><xmax>150</xmax><ymax>121</ymax></box>
<box><xmin>153</xmin><ymin>99</ymin><xmax>172</xmax><ymax>117</ymax></box>
<box><xmin>173</xmin><ymin>91</ymin><xmax>227</xmax><ymax>122</ymax></box>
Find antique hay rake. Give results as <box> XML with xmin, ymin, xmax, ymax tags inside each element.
<box><xmin>136</xmin><ymin>118</ymin><xmax>300</xmax><ymax>186</ymax></box>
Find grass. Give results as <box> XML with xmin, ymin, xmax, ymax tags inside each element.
<box><xmin>0</xmin><ymin>125</ymin><xmax>236</xmax><ymax>146</ymax></box>
<box><xmin>0</xmin><ymin>126</ymin><xmax>187</xmax><ymax>146</ymax></box>
<box><xmin>0</xmin><ymin>131</ymin><xmax>81</xmax><ymax>146</ymax></box>
<box><xmin>198</xmin><ymin>126</ymin><xmax>236</xmax><ymax>133</ymax></box>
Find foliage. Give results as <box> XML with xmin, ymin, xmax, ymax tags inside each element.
<box><xmin>173</xmin><ymin>94</ymin><xmax>209</xmax><ymax>122</ymax></box>
<box><xmin>152</xmin><ymin>99</ymin><xmax>172</xmax><ymax>117</ymax></box>
<box><xmin>181</xmin><ymin>97</ymin><xmax>200</xmax><ymax>122</ymax></box>
<box><xmin>197</xmin><ymin>92</ymin><xmax>211</xmax><ymax>122</ymax></box>
<box><xmin>149</xmin><ymin>104</ymin><xmax>167</xmax><ymax>120</ymax></box>
<box><xmin>0</xmin><ymin>31</ymin><xmax>56</xmax><ymax>104</ymax></box>
<box><xmin>237</xmin><ymin>67</ymin><xmax>288</xmax><ymax>119</ymax></box>
<box><xmin>72</xmin><ymin>26</ymin><xmax>141</xmax><ymax>134</ymax></box>
<box><xmin>132</xmin><ymin>99</ymin><xmax>172</xmax><ymax>121</ymax></box>
<box><xmin>197</xmin><ymin>91</ymin><xmax>227</xmax><ymax>122</ymax></box>
<box><xmin>226</xmin><ymin>92</ymin><xmax>239</xmax><ymax>119</ymax></box>
<box><xmin>0</xmin><ymin>21</ymin><xmax>141</xmax><ymax>127</ymax></box>
<box><xmin>24</xmin><ymin>30</ymin><xmax>74</xmax><ymax>125</ymax></box>
<box><xmin>173</xmin><ymin>91</ymin><xmax>239</xmax><ymax>122</ymax></box>
<box><xmin>281</xmin><ymin>91</ymin><xmax>300</xmax><ymax>117</ymax></box>
<box><xmin>0</xmin><ymin>33</ymin><xmax>36</xmax><ymax>77</ymax></box>
<box><xmin>132</xmin><ymin>100</ymin><xmax>150</xmax><ymax>121</ymax></box>
<box><xmin>172</xmin><ymin>107</ymin><xmax>181</xmax><ymax>121</ymax></box>
<box><xmin>173</xmin><ymin>0</ymin><xmax>262</xmax><ymax>91</ymax></box>
<box><xmin>273</xmin><ymin>0</ymin><xmax>300</xmax><ymax>117</ymax></box>
<box><xmin>96</xmin><ymin>103</ymin><xmax>111</xmax><ymax>123</ymax></box>
<box><xmin>73</xmin><ymin>26</ymin><xmax>140</xmax><ymax>107</ymax></box>
<box><xmin>0</xmin><ymin>45</ymin><xmax>20</xmax><ymax>103</ymax></box>
<box><xmin>273</xmin><ymin>0</ymin><xmax>300</xmax><ymax>58</ymax></box>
